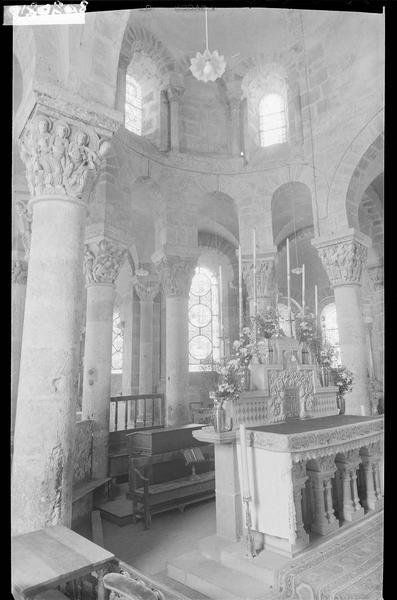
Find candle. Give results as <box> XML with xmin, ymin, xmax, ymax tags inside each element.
<box><xmin>238</xmin><ymin>245</ymin><xmax>243</xmax><ymax>334</ymax></box>
<box><xmin>252</xmin><ymin>229</ymin><xmax>257</xmax><ymax>318</ymax></box>
<box><xmin>219</xmin><ymin>265</ymin><xmax>224</xmax><ymax>357</ymax></box>
<box><xmin>286</xmin><ymin>238</ymin><xmax>292</xmax><ymax>336</ymax></box>
<box><xmin>302</xmin><ymin>263</ymin><xmax>305</xmax><ymax>315</ymax></box>
<box><xmin>239</xmin><ymin>424</ymin><xmax>251</xmax><ymax>499</ymax></box>
<box><xmin>315</xmin><ymin>284</ymin><xmax>318</xmax><ymax>319</ymax></box>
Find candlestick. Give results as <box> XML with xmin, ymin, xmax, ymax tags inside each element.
<box><xmin>252</xmin><ymin>229</ymin><xmax>257</xmax><ymax>318</ymax></box>
<box><xmin>286</xmin><ymin>238</ymin><xmax>292</xmax><ymax>336</ymax></box>
<box><xmin>315</xmin><ymin>284</ymin><xmax>318</xmax><ymax>318</ymax></box>
<box><xmin>239</xmin><ymin>424</ymin><xmax>251</xmax><ymax>499</ymax></box>
<box><xmin>302</xmin><ymin>263</ymin><xmax>305</xmax><ymax>315</ymax></box>
<box><xmin>219</xmin><ymin>265</ymin><xmax>224</xmax><ymax>359</ymax></box>
<box><xmin>238</xmin><ymin>245</ymin><xmax>243</xmax><ymax>335</ymax></box>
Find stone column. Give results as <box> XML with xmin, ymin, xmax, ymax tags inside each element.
<box><xmin>335</xmin><ymin>449</ymin><xmax>365</xmax><ymax>522</ymax></box>
<box><xmin>154</xmin><ymin>252</ymin><xmax>197</xmax><ymax>426</ymax></box>
<box><xmin>291</xmin><ymin>461</ymin><xmax>309</xmax><ymax>551</ymax></box>
<box><xmin>11</xmin><ymin>109</ymin><xmax>115</xmax><ymax>535</ymax></box>
<box><xmin>307</xmin><ymin>455</ymin><xmax>339</xmax><ymax>535</ymax></box>
<box><xmin>229</xmin><ymin>98</ymin><xmax>241</xmax><ymax>157</ymax></box>
<box><xmin>313</xmin><ymin>230</ymin><xmax>371</xmax><ymax>415</ymax></box>
<box><xmin>242</xmin><ymin>249</ymin><xmax>277</xmax><ymax>317</ymax></box>
<box><xmin>11</xmin><ymin>259</ymin><xmax>28</xmax><ymax>439</ymax></box>
<box><xmin>82</xmin><ymin>239</ymin><xmax>127</xmax><ymax>478</ymax></box>
<box><xmin>167</xmin><ymin>86</ymin><xmax>184</xmax><ymax>153</ymax></box>
<box><xmin>159</xmin><ymin>89</ymin><xmax>170</xmax><ymax>152</ymax></box>
<box><xmin>133</xmin><ymin>271</ymin><xmax>160</xmax><ymax>394</ymax></box>
<box><xmin>368</xmin><ymin>263</ymin><xmax>384</xmax><ymax>384</ymax></box>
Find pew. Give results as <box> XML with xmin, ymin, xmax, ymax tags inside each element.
<box><xmin>128</xmin><ymin>445</ymin><xmax>215</xmax><ymax>528</ymax></box>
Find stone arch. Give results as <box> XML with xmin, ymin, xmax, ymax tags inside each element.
<box><xmin>326</xmin><ymin>109</ymin><xmax>384</xmax><ymax>228</ymax></box>
<box><xmin>198</xmin><ymin>192</ymin><xmax>240</xmax><ymax>248</ymax></box>
<box><xmin>358</xmin><ymin>181</ymin><xmax>383</xmax><ymax>263</ymax></box>
<box><xmin>271</xmin><ymin>181</ymin><xmax>314</xmax><ymax>246</ymax></box>
<box><xmin>345</xmin><ymin>135</ymin><xmax>383</xmax><ymax>231</ymax></box>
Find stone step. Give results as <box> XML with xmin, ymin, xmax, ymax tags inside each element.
<box><xmin>166</xmin><ymin>550</ymin><xmax>276</xmax><ymax>600</ymax></box>
<box><xmin>197</xmin><ymin>536</ymin><xmax>290</xmax><ymax>587</ymax></box>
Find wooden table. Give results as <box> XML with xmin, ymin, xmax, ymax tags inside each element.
<box><xmin>12</xmin><ymin>525</ymin><xmax>117</xmax><ymax>599</ymax></box>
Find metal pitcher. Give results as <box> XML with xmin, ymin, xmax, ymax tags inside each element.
<box><xmin>214</xmin><ymin>405</ymin><xmax>233</xmax><ymax>433</ymax></box>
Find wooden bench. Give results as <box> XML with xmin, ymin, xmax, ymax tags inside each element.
<box><xmin>127</xmin><ymin>445</ymin><xmax>215</xmax><ymax>529</ymax></box>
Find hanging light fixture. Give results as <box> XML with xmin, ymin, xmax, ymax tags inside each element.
<box><xmin>190</xmin><ymin>8</ymin><xmax>226</xmax><ymax>82</ymax></box>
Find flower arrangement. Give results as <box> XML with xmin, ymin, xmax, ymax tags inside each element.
<box><xmin>232</xmin><ymin>327</ymin><xmax>253</xmax><ymax>367</ymax></box>
<box><xmin>252</xmin><ymin>307</ymin><xmax>283</xmax><ymax>339</ymax></box>
<box><xmin>295</xmin><ymin>312</ymin><xmax>317</xmax><ymax>343</ymax></box>
<box><xmin>310</xmin><ymin>335</ymin><xmax>335</xmax><ymax>367</ymax></box>
<box><xmin>330</xmin><ymin>366</ymin><xmax>354</xmax><ymax>413</ymax></box>
<box><xmin>209</xmin><ymin>359</ymin><xmax>244</xmax><ymax>406</ymax></box>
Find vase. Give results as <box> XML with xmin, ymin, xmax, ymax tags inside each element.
<box><xmin>319</xmin><ymin>366</ymin><xmax>330</xmax><ymax>387</ymax></box>
<box><xmin>213</xmin><ymin>405</ymin><xmax>233</xmax><ymax>433</ymax></box>
<box><xmin>302</xmin><ymin>343</ymin><xmax>309</xmax><ymax>365</ymax></box>
<box><xmin>338</xmin><ymin>395</ymin><xmax>345</xmax><ymax>414</ymax></box>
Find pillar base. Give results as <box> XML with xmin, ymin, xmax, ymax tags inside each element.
<box><xmin>311</xmin><ymin>518</ymin><xmax>340</xmax><ymax>536</ymax></box>
<box><xmin>341</xmin><ymin>505</ymin><xmax>364</xmax><ymax>523</ymax></box>
<box><xmin>263</xmin><ymin>532</ymin><xmax>310</xmax><ymax>557</ymax></box>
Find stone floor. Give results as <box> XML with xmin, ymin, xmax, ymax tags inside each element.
<box><xmin>101</xmin><ymin>498</ymin><xmax>383</xmax><ymax>600</ymax></box>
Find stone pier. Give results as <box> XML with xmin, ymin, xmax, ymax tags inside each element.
<box><xmin>154</xmin><ymin>252</ymin><xmax>197</xmax><ymax>426</ymax></box>
<box><xmin>313</xmin><ymin>230</ymin><xmax>371</xmax><ymax>415</ymax></box>
<box><xmin>11</xmin><ymin>106</ymin><xmax>118</xmax><ymax>536</ymax></box>
<box><xmin>82</xmin><ymin>238</ymin><xmax>126</xmax><ymax>478</ymax></box>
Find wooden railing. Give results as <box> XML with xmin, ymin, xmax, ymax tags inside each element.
<box><xmin>109</xmin><ymin>394</ymin><xmax>165</xmax><ymax>432</ymax></box>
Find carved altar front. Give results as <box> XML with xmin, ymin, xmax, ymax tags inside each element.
<box><xmin>228</xmin><ymin>337</ymin><xmax>339</xmax><ymax>429</ymax></box>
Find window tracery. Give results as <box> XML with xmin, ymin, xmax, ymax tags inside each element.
<box><xmin>320</xmin><ymin>302</ymin><xmax>341</xmax><ymax>366</ymax></box>
<box><xmin>259</xmin><ymin>93</ymin><xmax>287</xmax><ymax>147</ymax></box>
<box><xmin>125</xmin><ymin>74</ymin><xmax>142</xmax><ymax>135</ymax></box>
<box><xmin>188</xmin><ymin>266</ymin><xmax>220</xmax><ymax>371</ymax></box>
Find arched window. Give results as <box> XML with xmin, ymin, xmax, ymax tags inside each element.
<box><xmin>259</xmin><ymin>93</ymin><xmax>287</xmax><ymax>147</ymax></box>
<box><xmin>320</xmin><ymin>303</ymin><xmax>341</xmax><ymax>366</ymax></box>
<box><xmin>112</xmin><ymin>308</ymin><xmax>123</xmax><ymax>373</ymax></box>
<box><xmin>125</xmin><ymin>74</ymin><xmax>142</xmax><ymax>135</ymax></box>
<box><xmin>189</xmin><ymin>266</ymin><xmax>220</xmax><ymax>371</ymax></box>
<box><xmin>277</xmin><ymin>303</ymin><xmax>296</xmax><ymax>338</ymax></box>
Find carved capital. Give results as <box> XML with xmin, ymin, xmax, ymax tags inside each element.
<box><xmin>12</xmin><ymin>259</ymin><xmax>28</xmax><ymax>284</ymax></box>
<box><xmin>19</xmin><ymin>114</ymin><xmax>110</xmax><ymax>201</ymax></box>
<box><xmin>133</xmin><ymin>271</ymin><xmax>160</xmax><ymax>302</ymax></box>
<box><xmin>15</xmin><ymin>199</ymin><xmax>32</xmax><ymax>260</ymax></box>
<box><xmin>368</xmin><ymin>265</ymin><xmax>384</xmax><ymax>290</ymax></box>
<box><xmin>317</xmin><ymin>239</ymin><xmax>367</xmax><ymax>287</ymax></box>
<box><xmin>243</xmin><ymin>258</ymin><xmax>275</xmax><ymax>299</ymax></box>
<box><xmin>292</xmin><ymin>460</ymin><xmax>308</xmax><ymax>486</ymax></box>
<box><xmin>84</xmin><ymin>239</ymin><xmax>127</xmax><ymax>286</ymax></box>
<box><xmin>154</xmin><ymin>254</ymin><xmax>197</xmax><ymax>297</ymax></box>
<box><xmin>336</xmin><ymin>448</ymin><xmax>361</xmax><ymax>470</ymax></box>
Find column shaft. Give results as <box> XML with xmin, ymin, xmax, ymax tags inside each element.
<box><xmin>82</xmin><ymin>283</ymin><xmax>115</xmax><ymax>478</ymax></box>
<box><xmin>334</xmin><ymin>284</ymin><xmax>370</xmax><ymax>415</ymax></box>
<box><xmin>11</xmin><ymin>269</ymin><xmax>27</xmax><ymax>438</ymax></box>
<box><xmin>165</xmin><ymin>296</ymin><xmax>189</xmax><ymax>425</ymax></box>
<box><xmin>138</xmin><ymin>299</ymin><xmax>154</xmax><ymax>393</ymax></box>
<box><xmin>12</xmin><ymin>198</ymin><xmax>85</xmax><ymax>535</ymax></box>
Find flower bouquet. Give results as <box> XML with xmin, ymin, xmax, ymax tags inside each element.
<box><xmin>330</xmin><ymin>366</ymin><xmax>354</xmax><ymax>414</ymax></box>
<box><xmin>252</xmin><ymin>307</ymin><xmax>283</xmax><ymax>339</ymax></box>
<box><xmin>295</xmin><ymin>312</ymin><xmax>316</xmax><ymax>343</ymax></box>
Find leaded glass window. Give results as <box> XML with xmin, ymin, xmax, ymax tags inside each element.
<box><xmin>320</xmin><ymin>303</ymin><xmax>341</xmax><ymax>366</ymax></box>
<box><xmin>259</xmin><ymin>93</ymin><xmax>287</xmax><ymax>147</ymax></box>
<box><xmin>112</xmin><ymin>309</ymin><xmax>123</xmax><ymax>373</ymax></box>
<box><xmin>125</xmin><ymin>74</ymin><xmax>142</xmax><ymax>135</ymax></box>
<box><xmin>189</xmin><ymin>266</ymin><xmax>220</xmax><ymax>371</ymax></box>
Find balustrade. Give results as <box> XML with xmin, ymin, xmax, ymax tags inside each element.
<box><xmin>109</xmin><ymin>394</ymin><xmax>165</xmax><ymax>432</ymax></box>
<box><xmin>335</xmin><ymin>450</ymin><xmax>365</xmax><ymax>522</ymax></box>
<box><xmin>306</xmin><ymin>456</ymin><xmax>339</xmax><ymax>536</ymax></box>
